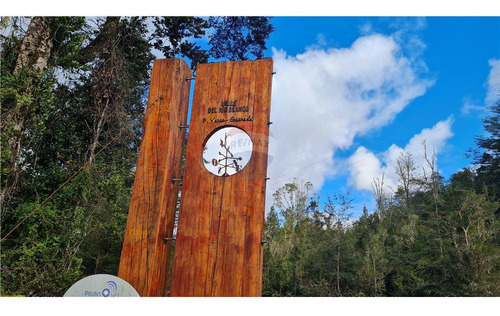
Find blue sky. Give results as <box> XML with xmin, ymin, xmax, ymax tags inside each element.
<box><xmin>150</xmin><ymin>16</ymin><xmax>499</xmax><ymax>217</ymax></box>
<box><xmin>257</xmin><ymin>17</ymin><xmax>499</xmax><ymax>216</ymax></box>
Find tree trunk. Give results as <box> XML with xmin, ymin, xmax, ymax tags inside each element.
<box><xmin>1</xmin><ymin>17</ymin><xmax>54</xmax><ymax>216</ymax></box>
<box><xmin>372</xmin><ymin>253</ymin><xmax>377</xmax><ymax>294</ymax></box>
<box><xmin>336</xmin><ymin>245</ymin><xmax>340</xmax><ymax>294</ymax></box>
<box><xmin>77</xmin><ymin>17</ymin><xmax>120</xmax><ymax>64</ymax></box>
<box><xmin>463</xmin><ymin>227</ymin><xmax>470</xmax><ymax>251</ymax></box>
<box><xmin>14</xmin><ymin>17</ymin><xmax>53</xmax><ymax>75</ymax></box>
<box><xmin>88</xmin><ymin>99</ymin><xmax>110</xmax><ymax>164</ymax></box>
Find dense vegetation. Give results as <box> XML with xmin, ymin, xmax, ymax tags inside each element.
<box><xmin>262</xmin><ymin>102</ymin><xmax>500</xmax><ymax>296</ymax></box>
<box><xmin>1</xmin><ymin>16</ymin><xmax>498</xmax><ymax>297</ymax></box>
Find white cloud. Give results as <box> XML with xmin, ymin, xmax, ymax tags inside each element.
<box><xmin>461</xmin><ymin>100</ymin><xmax>485</xmax><ymax>115</ymax></box>
<box><xmin>316</xmin><ymin>33</ymin><xmax>327</xmax><ymax>47</ymax></box>
<box><xmin>305</xmin><ymin>33</ymin><xmax>328</xmax><ymax>51</ymax></box>
<box><xmin>266</xmin><ymin>33</ymin><xmax>433</xmax><ymax>207</ymax></box>
<box><xmin>359</xmin><ymin>22</ymin><xmax>373</xmax><ymax>35</ymax></box>
<box><xmin>348</xmin><ymin>146</ymin><xmax>384</xmax><ymax>191</ymax></box>
<box><xmin>485</xmin><ymin>58</ymin><xmax>499</xmax><ymax>107</ymax></box>
<box><xmin>460</xmin><ymin>59</ymin><xmax>498</xmax><ymax>117</ymax></box>
<box><xmin>347</xmin><ymin>118</ymin><xmax>454</xmax><ymax>193</ymax></box>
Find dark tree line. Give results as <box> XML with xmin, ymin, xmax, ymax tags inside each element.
<box><xmin>263</xmin><ymin>101</ymin><xmax>500</xmax><ymax>296</ymax></box>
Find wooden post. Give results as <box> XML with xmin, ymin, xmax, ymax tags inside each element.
<box><xmin>118</xmin><ymin>58</ymin><xmax>192</xmax><ymax>297</ymax></box>
<box><xmin>170</xmin><ymin>59</ymin><xmax>273</xmax><ymax>296</ymax></box>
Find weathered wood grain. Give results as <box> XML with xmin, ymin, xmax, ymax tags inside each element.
<box><xmin>118</xmin><ymin>58</ymin><xmax>192</xmax><ymax>297</ymax></box>
<box><xmin>170</xmin><ymin>59</ymin><xmax>273</xmax><ymax>297</ymax></box>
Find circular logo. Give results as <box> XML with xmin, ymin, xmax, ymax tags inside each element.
<box><xmin>202</xmin><ymin>126</ymin><xmax>253</xmax><ymax>177</ymax></box>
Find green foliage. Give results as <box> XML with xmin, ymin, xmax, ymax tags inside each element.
<box><xmin>152</xmin><ymin>16</ymin><xmax>275</xmax><ymax>69</ymax></box>
<box><xmin>152</xmin><ymin>17</ymin><xmax>210</xmax><ymax>68</ymax></box>
<box><xmin>263</xmin><ymin>171</ymin><xmax>500</xmax><ymax>296</ymax></box>
<box><xmin>49</xmin><ymin>17</ymin><xmax>87</xmax><ymax>69</ymax></box>
<box><xmin>208</xmin><ymin>17</ymin><xmax>275</xmax><ymax>61</ymax></box>
<box><xmin>474</xmin><ymin>101</ymin><xmax>500</xmax><ymax>200</ymax></box>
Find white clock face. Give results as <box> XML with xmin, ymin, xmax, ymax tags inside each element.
<box><xmin>202</xmin><ymin>127</ymin><xmax>253</xmax><ymax>177</ymax></box>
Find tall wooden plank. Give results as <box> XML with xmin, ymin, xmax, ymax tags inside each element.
<box><xmin>170</xmin><ymin>59</ymin><xmax>273</xmax><ymax>297</ymax></box>
<box><xmin>118</xmin><ymin>58</ymin><xmax>192</xmax><ymax>297</ymax></box>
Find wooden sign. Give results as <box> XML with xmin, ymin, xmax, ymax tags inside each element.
<box><xmin>118</xmin><ymin>58</ymin><xmax>192</xmax><ymax>297</ymax></box>
<box><xmin>169</xmin><ymin>59</ymin><xmax>273</xmax><ymax>296</ymax></box>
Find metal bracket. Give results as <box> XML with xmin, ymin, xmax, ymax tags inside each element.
<box><xmin>171</xmin><ymin>177</ymin><xmax>182</xmax><ymax>184</ymax></box>
<box><xmin>268</xmin><ymin>121</ymin><xmax>273</xmax><ymax>125</ymax></box>
<box><xmin>261</xmin><ymin>240</ymin><xmax>268</xmax><ymax>245</ymax></box>
<box><xmin>265</xmin><ymin>177</ymin><xmax>270</xmax><ymax>181</ymax></box>
<box><xmin>185</xmin><ymin>77</ymin><xmax>195</xmax><ymax>82</ymax></box>
<box><xmin>179</xmin><ymin>124</ymin><xmax>189</xmax><ymax>130</ymax></box>
<box><xmin>163</xmin><ymin>237</ymin><xmax>176</xmax><ymax>243</ymax></box>
<box><xmin>272</xmin><ymin>71</ymin><xmax>276</xmax><ymax>75</ymax></box>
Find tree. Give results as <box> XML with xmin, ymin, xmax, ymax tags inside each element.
<box><xmin>472</xmin><ymin>99</ymin><xmax>500</xmax><ymax>200</ymax></box>
<box><xmin>272</xmin><ymin>178</ymin><xmax>314</xmax><ymax>228</ymax></box>
<box><xmin>1</xmin><ymin>17</ymin><xmax>85</xmax><ymax>218</ymax></box>
<box><xmin>442</xmin><ymin>188</ymin><xmax>499</xmax><ymax>295</ymax></box>
<box><xmin>421</xmin><ymin>142</ymin><xmax>445</xmax><ymax>257</ymax></box>
<box><xmin>394</xmin><ymin>151</ymin><xmax>417</xmax><ymax>212</ymax></box>
<box><xmin>152</xmin><ymin>16</ymin><xmax>274</xmax><ymax>69</ymax></box>
<box><xmin>371</xmin><ymin>173</ymin><xmax>393</xmax><ymax>220</ymax></box>
<box><xmin>323</xmin><ymin>190</ymin><xmax>354</xmax><ymax>294</ymax></box>
<box><xmin>208</xmin><ymin>17</ymin><xmax>274</xmax><ymax>61</ymax></box>
<box><xmin>268</xmin><ymin>179</ymin><xmax>314</xmax><ymax>296</ymax></box>
<box><xmin>0</xmin><ymin>16</ymin><xmax>150</xmax><ymax>296</ymax></box>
